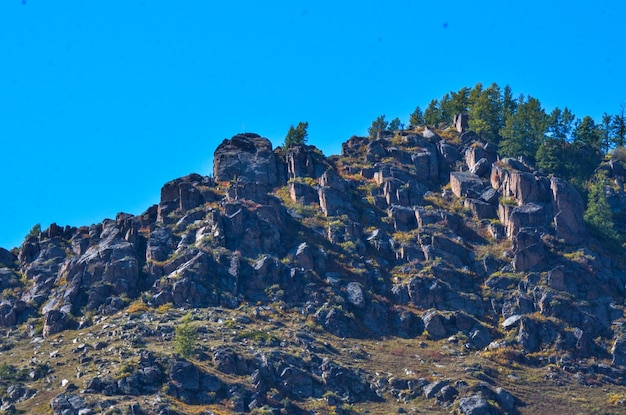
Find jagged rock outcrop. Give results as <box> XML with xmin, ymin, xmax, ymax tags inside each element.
<box><xmin>491</xmin><ymin>159</ymin><xmax>551</xmax><ymax>205</ymax></box>
<box><xmin>550</xmin><ymin>177</ymin><xmax>586</xmax><ymax>244</ymax></box>
<box><xmin>213</xmin><ymin>133</ymin><xmax>281</xmax><ymax>204</ymax></box>
<box><xmin>2</xmin><ymin>128</ymin><xmax>625</xmax><ymax>414</ymax></box>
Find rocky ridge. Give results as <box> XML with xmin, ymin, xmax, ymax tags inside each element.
<box><xmin>1</xmin><ymin>127</ymin><xmax>626</xmax><ymax>414</ymax></box>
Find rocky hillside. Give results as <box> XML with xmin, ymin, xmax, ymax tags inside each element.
<box><xmin>1</xmin><ymin>126</ymin><xmax>626</xmax><ymax>414</ymax></box>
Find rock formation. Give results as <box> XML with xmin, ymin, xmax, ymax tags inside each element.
<box><xmin>2</xmin><ymin>127</ymin><xmax>626</xmax><ymax>414</ymax></box>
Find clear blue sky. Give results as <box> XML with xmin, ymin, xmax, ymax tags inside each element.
<box><xmin>1</xmin><ymin>0</ymin><xmax>625</xmax><ymax>250</ymax></box>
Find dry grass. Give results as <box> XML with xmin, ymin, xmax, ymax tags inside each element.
<box><xmin>1</xmin><ymin>294</ymin><xmax>625</xmax><ymax>414</ymax></box>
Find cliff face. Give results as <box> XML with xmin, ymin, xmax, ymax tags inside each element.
<box><xmin>2</xmin><ymin>128</ymin><xmax>626</xmax><ymax>414</ymax></box>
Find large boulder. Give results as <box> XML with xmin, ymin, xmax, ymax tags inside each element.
<box><xmin>0</xmin><ymin>248</ymin><xmax>16</xmax><ymax>267</ymax></box>
<box><xmin>500</xmin><ymin>203</ymin><xmax>550</xmax><ymax>237</ymax></box>
<box><xmin>285</xmin><ymin>144</ymin><xmax>329</xmax><ymax>180</ymax></box>
<box><xmin>213</xmin><ymin>133</ymin><xmax>279</xmax><ymax>202</ymax></box>
<box><xmin>50</xmin><ymin>394</ymin><xmax>88</xmax><ymax>415</ymax></box>
<box><xmin>458</xmin><ymin>394</ymin><xmax>497</xmax><ymax>415</ymax></box>
<box><xmin>611</xmin><ymin>335</ymin><xmax>626</xmax><ymax>366</ymax></box>
<box><xmin>43</xmin><ymin>310</ymin><xmax>75</xmax><ymax>338</ymax></box>
<box><xmin>159</xmin><ymin>174</ymin><xmax>207</xmax><ymax>217</ymax></box>
<box><xmin>550</xmin><ymin>177</ymin><xmax>586</xmax><ymax>244</ymax></box>
<box><xmin>491</xmin><ymin>162</ymin><xmax>551</xmax><ymax>205</ymax></box>
<box><xmin>450</xmin><ymin>172</ymin><xmax>483</xmax><ymax>198</ymax></box>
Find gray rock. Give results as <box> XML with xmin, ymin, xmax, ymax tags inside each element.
<box><xmin>214</xmin><ymin>133</ymin><xmax>276</xmax><ymax>184</ymax></box>
<box><xmin>469</xmin><ymin>327</ymin><xmax>492</xmax><ymax>349</ymax></box>
<box><xmin>517</xmin><ymin>317</ymin><xmax>539</xmax><ymax>353</ymax></box>
<box><xmin>470</xmin><ymin>158</ymin><xmax>491</xmax><ymax>177</ymax></box>
<box><xmin>439</xmin><ymin>384</ymin><xmax>458</xmax><ymax>402</ymax></box>
<box><xmin>496</xmin><ymin>387</ymin><xmax>516</xmax><ymax>411</ymax></box>
<box><xmin>501</xmin><ymin>314</ymin><xmax>522</xmax><ymax>329</ymax></box>
<box><xmin>454</xmin><ymin>113</ymin><xmax>469</xmax><ymax>133</ymax></box>
<box><xmin>366</xmin><ymin>139</ymin><xmax>388</xmax><ymax>160</ymax></box>
<box><xmin>285</xmin><ymin>144</ymin><xmax>329</xmax><ymax>180</ymax></box>
<box><xmin>422</xmin><ymin>310</ymin><xmax>447</xmax><ymax>339</ymax></box>
<box><xmin>43</xmin><ymin>310</ymin><xmax>74</xmax><ymax>338</ymax></box>
<box><xmin>50</xmin><ymin>394</ymin><xmax>88</xmax><ymax>415</ymax></box>
<box><xmin>388</xmin><ymin>205</ymin><xmax>417</xmax><ymax>231</ymax></box>
<box><xmin>464</xmin><ymin>199</ymin><xmax>496</xmax><ymax>219</ymax></box>
<box><xmin>550</xmin><ymin>177</ymin><xmax>586</xmax><ymax>244</ymax></box>
<box><xmin>279</xmin><ymin>366</ymin><xmax>313</xmax><ymax>399</ymax></box>
<box><xmin>318</xmin><ymin>186</ymin><xmax>358</xmax><ymax>220</ymax></box>
<box><xmin>438</xmin><ymin>142</ymin><xmax>461</xmax><ymax>166</ymax></box>
<box><xmin>0</xmin><ymin>248</ymin><xmax>16</xmax><ymax>267</ymax></box>
<box><xmin>547</xmin><ymin>265</ymin><xmax>567</xmax><ymax>291</ymax></box>
<box><xmin>320</xmin><ymin>359</ymin><xmax>377</xmax><ymax>402</ymax></box>
<box><xmin>480</xmin><ymin>187</ymin><xmax>500</xmax><ymax>204</ymax></box>
<box><xmin>450</xmin><ymin>172</ymin><xmax>483</xmax><ymax>198</ymax></box>
<box><xmin>423</xmin><ymin>379</ymin><xmax>449</xmax><ymax>399</ymax></box>
<box><xmin>502</xmin><ymin>203</ymin><xmax>549</xmax><ymax>237</ymax></box>
<box><xmin>169</xmin><ymin>360</ymin><xmax>199</xmax><ymax>391</ymax></box>
<box><xmin>346</xmin><ymin>282</ymin><xmax>365</xmax><ymax>309</ymax></box>
<box><xmin>458</xmin><ymin>394</ymin><xmax>497</xmax><ymax>415</ymax></box>
<box><xmin>288</xmin><ymin>181</ymin><xmax>319</xmax><ymax>205</ymax></box>
<box><xmin>612</xmin><ymin>335</ymin><xmax>626</xmax><ymax>366</ymax></box>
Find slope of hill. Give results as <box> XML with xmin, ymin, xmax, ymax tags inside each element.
<box><xmin>1</xmin><ymin>126</ymin><xmax>626</xmax><ymax>414</ymax></box>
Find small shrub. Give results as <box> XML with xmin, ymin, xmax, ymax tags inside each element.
<box><xmin>499</xmin><ymin>196</ymin><xmax>517</xmax><ymax>206</ymax></box>
<box><xmin>128</xmin><ymin>299</ymin><xmax>150</xmax><ymax>314</ymax></box>
<box><xmin>156</xmin><ymin>303</ymin><xmax>173</xmax><ymax>314</ymax></box>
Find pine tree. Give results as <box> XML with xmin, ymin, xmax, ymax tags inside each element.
<box><xmin>284</xmin><ymin>121</ymin><xmax>309</xmax><ymax>148</ymax></box>
<box><xmin>423</xmin><ymin>99</ymin><xmax>441</xmax><ymax>126</ymax></box>
<box><xmin>584</xmin><ymin>170</ymin><xmax>618</xmax><ymax>242</ymax></box>
<box><xmin>600</xmin><ymin>113</ymin><xmax>614</xmax><ymax>153</ymax></box>
<box><xmin>174</xmin><ymin>312</ymin><xmax>197</xmax><ymax>358</ymax></box>
<box><xmin>468</xmin><ymin>82</ymin><xmax>503</xmax><ymax>144</ymax></box>
<box><xmin>388</xmin><ymin>117</ymin><xmax>404</xmax><ymax>131</ymax></box>
<box><xmin>27</xmin><ymin>223</ymin><xmax>41</xmax><ymax>238</ymax></box>
<box><xmin>409</xmin><ymin>105</ymin><xmax>424</xmax><ymax>127</ymax></box>
<box><xmin>536</xmin><ymin>137</ymin><xmax>567</xmax><ymax>177</ymax></box>
<box><xmin>612</xmin><ymin>103</ymin><xmax>626</xmax><ymax>148</ymax></box>
<box><xmin>567</xmin><ymin>116</ymin><xmax>603</xmax><ymax>186</ymax></box>
<box><xmin>439</xmin><ymin>87</ymin><xmax>470</xmax><ymax>126</ymax></box>
<box><xmin>368</xmin><ymin>115</ymin><xmax>388</xmax><ymax>139</ymax></box>
<box><xmin>502</xmin><ymin>85</ymin><xmax>517</xmax><ymax>117</ymax></box>
<box><xmin>547</xmin><ymin>107</ymin><xmax>575</xmax><ymax>141</ymax></box>
<box><xmin>499</xmin><ymin>96</ymin><xmax>547</xmax><ymax>162</ymax></box>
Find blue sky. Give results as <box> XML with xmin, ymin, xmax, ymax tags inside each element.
<box><xmin>1</xmin><ymin>0</ymin><xmax>625</xmax><ymax>249</ymax></box>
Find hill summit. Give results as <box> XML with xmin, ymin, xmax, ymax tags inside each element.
<box><xmin>1</xmin><ymin>125</ymin><xmax>626</xmax><ymax>414</ymax></box>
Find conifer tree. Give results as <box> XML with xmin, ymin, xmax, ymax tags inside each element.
<box><xmin>536</xmin><ymin>137</ymin><xmax>567</xmax><ymax>177</ymax></box>
<box><xmin>547</xmin><ymin>107</ymin><xmax>575</xmax><ymax>141</ymax></box>
<box><xmin>388</xmin><ymin>117</ymin><xmax>404</xmax><ymax>131</ymax></box>
<box><xmin>499</xmin><ymin>96</ymin><xmax>547</xmax><ymax>162</ymax></box>
<box><xmin>584</xmin><ymin>170</ymin><xmax>618</xmax><ymax>242</ymax></box>
<box><xmin>600</xmin><ymin>113</ymin><xmax>614</xmax><ymax>153</ymax></box>
<box><xmin>439</xmin><ymin>87</ymin><xmax>470</xmax><ymax>125</ymax></box>
<box><xmin>568</xmin><ymin>116</ymin><xmax>603</xmax><ymax>185</ymax></box>
<box><xmin>423</xmin><ymin>99</ymin><xmax>442</xmax><ymax>126</ymax></box>
<box><xmin>612</xmin><ymin>103</ymin><xmax>626</xmax><ymax>148</ymax></box>
<box><xmin>502</xmin><ymin>85</ymin><xmax>517</xmax><ymax>117</ymax></box>
<box><xmin>409</xmin><ymin>105</ymin><xmax>424</xmax><ymax>127</ymax></box>
<box><xmin>368</xmin><ymin>115</ymin><xmax>388</xmax><ymax>139</ymax></box>
<box><xmin>284</xmin><ymin>121</ymin><xmax>309</xmax><ymax>148</ymax></box>
<box><xmin>174</xmin><ymin>312</ymin><xmax>197</xmax><ymax>358</ymax></box>
<box><xmin>469</xmin><ymin>82</ymin><xmax>503</xmax><ymax>144</ymax></box>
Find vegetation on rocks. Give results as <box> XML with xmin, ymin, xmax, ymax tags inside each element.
<box><xmin>2</xmin><ymin>83</ymin><xmax>626</xmax><ymax>414</ymax></box>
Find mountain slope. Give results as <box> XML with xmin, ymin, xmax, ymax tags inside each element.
<box><xmin>1</xmin><ymin>127</ymin><xmax>626</xmax><ymax>414</ymax></box>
